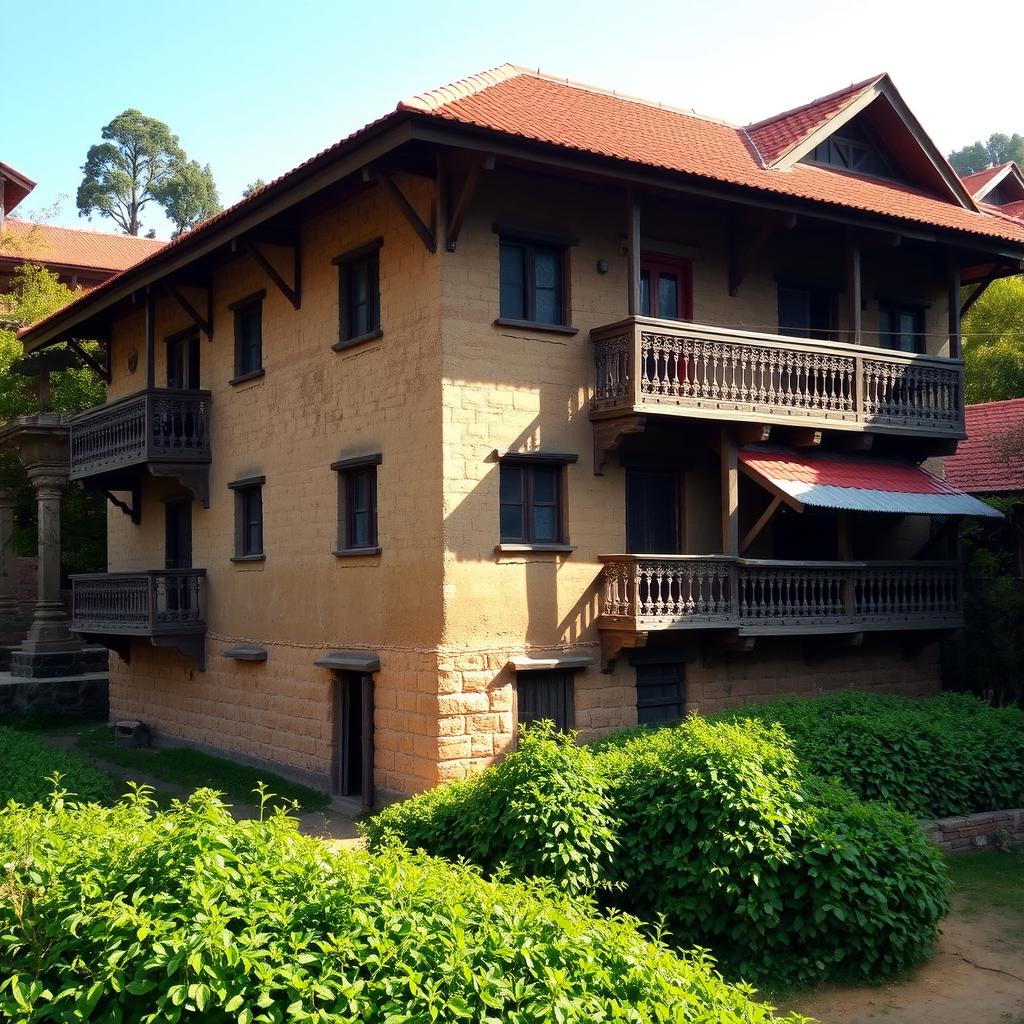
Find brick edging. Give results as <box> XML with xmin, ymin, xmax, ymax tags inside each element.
<box><xmin>920</xmin><ymin>808</ymin><xmax>1024</xmax><ymax>852</ymax></box>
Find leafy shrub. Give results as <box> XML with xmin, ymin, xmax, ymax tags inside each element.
<box><xmin>715</xmin><ymin>691</ymin><xmax>1024</xmax><ymax>818</ymax></box>
<box><xmin>600</xmin><ymin>719</ymin><xmax>948</xmax><ymax>984</ymax></box>
<box><xmin>0</xmin><ymin>726</ymin><xmax>113</xmax><ymax>805</ymax></box>
<box><xmin>372</xmin><ymin>717</ymin><xmax>948</xmax><ymax>987</ymax></box>
<box><xmin>365</xmin><ymin>723</ymin><xmax>616</xmax><ymax>895</ymax></box>
<box><xmin>0</xmin><ymin>789</ymin><xmax>805</xmax><ymax>1024</ymax></box>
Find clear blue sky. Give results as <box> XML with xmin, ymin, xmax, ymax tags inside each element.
<box><xmin>7</xmin><ymin>0</ymin><xmax>1021</xmax><ymax>239</ymax></box>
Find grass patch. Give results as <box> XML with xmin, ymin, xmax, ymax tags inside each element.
<box><xmin>65</xmin><ymin>724</ymin><xmax>329</xmax><ymax>812</ymax></box>
<box><xmin>947</xmin><ymin>850</ymin><xmax>1024</xmax><ymax>939</ymax></box>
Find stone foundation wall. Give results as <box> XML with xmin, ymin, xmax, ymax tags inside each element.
<box><xmin>0</xmin><ymin>675</ymin><xmax>108</xmax><ymax>720</ymax></box>
<box><xmin>921</xmin><ymin>809</ymin><xmax>1024</xmax><ymax>852</ymax></box>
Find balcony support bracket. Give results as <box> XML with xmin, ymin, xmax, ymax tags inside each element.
<box><xmin>600</xmin><ymin>628</ymin><xmax>647</xmax><ymax>672</ymax></box>
<box><xmin>152</xmin><ymin>634</ymin><xmax>206</xmax><ymax>671</ymax></box>
<box><xmin>243</xmin><ymin>240</ymin><xmax>301</xmax><ymax>310</ymax></box>
<box><xmin>739</xmin><ymin>495</ymin><xmax>781</xmax><ymax>555</ymax></box>
<box><xmin>148</xmin><ymin>463</ymin><xmax>210</xmax><ymax>508</ymax></box>
<box><xmin>78</xmin><ymin>633</ymin><xmax>132</xmax><ymax>665</ymax></box>
<box><xmin>729</xmin><ymin>222</ymin><xmax>774</xmax><ymax>297</ymax></box>
<box><xmin>103</xmin><ymin>486</ymin><xmax>141</xmax><ymax>526</ymax></box>
<box><xmin>66</xmin><ymin>338</ymin><xmax>112</xmax><ymax>385</ymax></box>
<box><xmin>593</xmin><ymin>414</ymin><xmax>646</xmax><ymax>475</ymax></box>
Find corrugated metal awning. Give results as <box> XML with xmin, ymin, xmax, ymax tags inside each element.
<box><xmin>739</xmin><ymin>444</ymin><xmax>1002</xmax><ymax>518</ymax></box>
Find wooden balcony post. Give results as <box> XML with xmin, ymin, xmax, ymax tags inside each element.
<box><xmin>721</xmin><ymin>428</ymin><xmax>739</xmax><ymax>556</ymax></box>
<box><xmin>847</xmin><ymin>238</ymin><xmax>862</xmax><ymax>346</ymax></box>
<box><xmin>947</xmin><ymin>253</ymin><xmax>962</xmax><ymax>360</ymax></box>
<box><xmin>626</xmin><ymin>189</ymin><xmax>641</xmax><ymax>317</ymax></box>
<box><xmin>144</xmin><ymin>291</ymin><xmax>156</xmax><ymax>390</ymax></box>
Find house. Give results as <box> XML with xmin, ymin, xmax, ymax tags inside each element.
<box><xmin>18</xmin><ymin>67</ymin><xmax>1016</xmax><ymax>805</ymax></box>
<box><xmin>961</xmin><ymin>161</ymin><xmax>1024</xmax><ymax>225</ymax></box>
<box><xmin>946</xmin><ymin>398</ymin><xmax>1024</xmax><ymax>573</ymax></box>
<box><xmin>0</xmin><ymin>160</ymin><xmax>164</xmax><ymax>294</ymax></box>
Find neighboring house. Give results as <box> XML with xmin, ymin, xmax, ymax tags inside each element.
<box><xmin>0</xmin><ymin>161</ymin><xmax>163</xmax><ymax>293</ymax></box>
<box><xmin>961</xmin><ymin>161</ymin><xmax>1024</xmax><ymax>225</ymax></box>
<box><xmin>946</xmin><ymin>398</ymin><xmax>1024</xmax><ymax>573</ymax></box>
<box><xmin>18</xmin><ymin>67</ymin><xmax>1016</xmax><ymax>804</ymax></box>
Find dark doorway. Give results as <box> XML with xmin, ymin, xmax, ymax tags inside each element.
<box><xmin>626</xmin><ymin>469</ymin><xmax>679</xmax><ymax>554</ymax></box>
<box><xmin>635</xmin><ymin>663</ymin><xmax>685</xmax><ymax>724</ymax></box>
<box><xmin>164</xmin><ymin>499</ymin><xmax>193</xmax><ymax>614</ymax></box>
<box><xmin>167</xmin><ymin>331</ymin><xmax>201</xmax><ymax>390</ymax></box>
<box><xmin>336</xmin><ymin>672</ymin><xmax>374</xmax><ymax>805</ymax></box>
<box><xmin>517</xmin><ymin>670</ymin><xmax>574</xmax><ymax>734</ymax></box>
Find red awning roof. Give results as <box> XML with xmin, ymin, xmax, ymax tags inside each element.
<box><xmin>945</xmin><ymin>399</ymin><xmax>1024</xmax><ymax>494</ymax></box>
<box><xmin>739</xmin><ymin>445</ymin><xmax>1001</xmax><ymax>517</ymax></box>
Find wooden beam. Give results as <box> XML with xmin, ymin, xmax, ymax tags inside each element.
<box><xmin>721</xmin><ymin>427</ymin><xmax>739</xmax><ymax>556</ymax></box>
<box><xmin>445</xmin><ymin>155</ymin><xmax>487</xmax><ymax>252</ymax></box>
<box><xmin>729</xmin><ymin>221</ymin><xmax>773</xmax><ymax>297</ymax></box>
<box><xmin>626</xmin><ymin>188</ymin><xmax>641</xmax><ymax>316</ymax></box>
<box><xmin>847</xmin><ymin>238</ymin><xmax>862</xmax><ymax>344</ymax></box>
<box><xmin>735</xmin><ymin>423</ymin><xmax>772</xmax><ymax>444</ymax></box>
<box><xmin>739</xmin><ymin>495</ymin><xmax>781</xmax><ymax>555</ymax></box>
<box><xmin>144</xmin><ymin>291</ymin><xmax>155</xmax><ymax>389</ymax></box>
<box><xmin>65</xmin><ymin>338</ymin><xmax>111</xmax><ymax>384</ymax></box>
<box><xmin>377</xmin><ymin>169</ymin><xmax>436</xmax><ymax>253</ymax></box>
<box><xmin>947</xmin><ymin>253</ymin><xmax>961</xmax><ymax>359</ymax></box>
<box><xmin>788</xmin><ymin>428</ymin><xmax>823</xmax><ymax>448</ymax></box>
<box><xmin>961</xmin><ymin>263</ymin><xmax>1001</xmax><ymax>318</ymax></box>
<box><xmin>244</xmin><ymin>242</ymin><xmax>301</xmax><ymax>309</ymax></box>
<box><xmin>167</xmin><ymin>284</ymin><xmax>211</xmax><ymax>338</ymax></box>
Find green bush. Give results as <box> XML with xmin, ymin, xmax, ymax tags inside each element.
<box><xmin>0</xmin><ymin>790</ymin><xmax>806</xmax><ymax>1024</ymax></box>
<box><xmin>365</xmin><ymin>723</ymin><xmax>616</xmax><ymax>896</ymax></box>
<box><xmin>715</xmin><ymin>691</ymin><xmax>1024</xmax><ymax>818</ymax></box>
<box><xmin>368</xmin><ymin>717</ymin><xmax>948</xmax><ymax>987</ymax></box>
<box><xmin>0</xmin><ymin>726</ymin><xmax>113</xmax><ymax>805</ymax></box>
<box><xmin>600</xmin><ymin>718</ymin><xmax>948</xmax><ymax>984</ymax></box>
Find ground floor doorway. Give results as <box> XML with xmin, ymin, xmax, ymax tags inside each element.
<box><xmin>334</xmin><ymin>671</ymin><xmax>374</xmax><ymax>807</ymax></box>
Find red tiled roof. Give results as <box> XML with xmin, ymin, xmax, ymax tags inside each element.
<box><xmin>739</xmin><ymin>444</ymin><xmax>1000</xmax><ymax>517</ymax></box>
<box><xmin>945</xmin><ymin>399</ymin><xmax>1024</xmax><ymax>494</ymax></box>
<box><xmin>0</xmin><ymin>162</ymin><xmax>36</xmax><ymax>216</ymax></box>
<box><xmin>745</xmin><ymin>75</ymin><xmax>883</xmax><ymax>165</ymax></box>
<box><xmin>0</xmin><ymin>218</ymin><xmax>164</xmax><ymax>273</ymax></box>
<box><xmin>399</xmin><ymin>67</ymin><xmax>1024</xmax><ymax>245</ymax></box>
<box><xmin>961</xmin><ymin>162</ymin><xmax>1014</xmax><ymax>197</ymax></box>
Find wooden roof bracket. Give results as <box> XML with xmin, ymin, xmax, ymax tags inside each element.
<box><xmin>166</xmin><ymin>282</ymin><xmax>213</xmax><ymax>339</ymax></box>
<box><xmin>103</xmin><ymin>483</ymin><xmax>140</xmax><ymax>525</ymax></box>
<box><xmin>593</xmin><ymin>414</ymin><xmax>646</xmax><ymax>475</ymax></box>
<box><xmin>66</xmin><ymin>337</ymin><xmax>111</xmax><ymax>385</ymax></box>
<box><xmin>729</xmin><ymin>215</ymin><xmax>794</xmax><ymax>296</ymax></box>
<box><xmin>369</xmin><ymin>165</ymin><xmax>437</xmax><ymax>253</ymax></box>
<box><xmin>960</xmin><ymin>262</ymin><xmax>1002</xmax><ymax>318</ymax></box>
<box><xmin>445</xmin><ymin>153</ymin><xmax>494</xmax><ymax>251</ymax></box>
<box><xmin>239</xmin><ymin>238</ymin><xmax>301</xmax><ymax>310</ymax></box>
<box><xmin>739</xmin><ymin>495</ymin><xmax>782</xmax><ymax>555</ymax></box>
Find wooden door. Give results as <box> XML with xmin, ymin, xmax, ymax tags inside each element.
<box><xmin>626</xmin><ymin>470</ymin><xmax>679</xmax><ymax>554</ymax></box>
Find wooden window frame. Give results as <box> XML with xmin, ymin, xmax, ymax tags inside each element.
<box><xmin>495</xmin><ymin>226</ymin><xmax>576</xmax><ymax>332</ymax></box>
<box><xmin>777</xmin><ymin>281</ymin><xmax>838</xmax><ymax>342</ymax></box>
<box><xmin>877</xmin><ymin>299</ymin><xmax>926</xmax><ymax>354</ymax></box>
<box><xmin>228</xmin><ymin>475</ymin><xmax>265</xmax><ymax>560</ymax></box>
<box><xmin>331</xmin><ymin>453</ymin><xmax>382</xmax><ymax>556</ymax></box>
<box><xmin>332</xmin><ymin>239</ymin><xmax>383</xmax><ymax>351</ymax></box>
<box><xmin>164</xmin><ymin>327</ymin><xmax>201</xmax><ymax>391</ymax></box>
<box><xmin>639</xmin><ymin>251</ymin><xmax>693</xmax><ymax>321</ymax></box>
<box><xmin>229</xmin><ymin>290</ymin><xmax>266</xmax><ymax>384</ymax></box>
<box><xmin>497</xmin><ymin>452</ymin><xmax>577</xmax><ymax>552</ymax></box>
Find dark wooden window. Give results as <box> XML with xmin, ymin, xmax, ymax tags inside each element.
<box><xmin>229</xmin><ymin>477</ymin><xmax>265</xmax><ymax>559</ymax></box>
<box><xmin>517</xmin><ymin>670</ymin><xmax>574</xmax><ymax>733</ymax></box>
<box><xmin>878</xmin><ymin>302</ymin><xmax>925</xmax><ymax>353</ymax></box>
<box><xmin>778</xmin><ymin>284</ymin><xmax>836</xmax><ymax>341</ymax></box>
<box><xmin>332</xmin><ymin>454</ymin><xmax>382</xmax><ymax>553</ymax></box>
<box><xmin>635</xmin><ymin>663</ymin><xmax>684</xmax><ymax>724</ymax></box>
<box><xmin>334</xmin><ymin>240</ymin><xmax>382</xmax><ymax>345</ymax></box>
<box><xmin>166</xmin><ymin>330</ymin><xmax>200</xmax><ymax>390</ymax></box>
<box><xmin>626</xmin><ymin>469</ymin><xmax>680</xmax><ymax>554</ymax></box>
<box><xmin>232</xmin><ymin>293</ymin><xmax>264</xmax><ymax>380</ymax></box>
<box><xmin>499</xmin><ymin>238</ymin><xmax>566</xmax><ymax>325</ymax></box>
<box><xmin>500</xmin><ymin>463</ymin><xmax>564</xmax><ymax>543</ymax></box>
<box><xmin>640</xmin><ymin>253</ymin><xmax>693</xmax><ymax>321</ymax></box>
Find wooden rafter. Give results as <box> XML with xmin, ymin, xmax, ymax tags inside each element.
<box><xmin>375</xmin><ymin>168</ymin><xmax>437</xmax><ymax>253</ymax></box>
<box><xmin>739</xmin><ymin>495</ymin><xmax>782</xmax><ymax>555</ymax></box>
<box><xmin>167</xmin><ymin>283</ymin><xmax>212</xmax><ymax>338</ymax></box>
<box><xmin>960</xmin><ymin>263</ymin><xmax>1001</xmax><ymax>318</ymax></box>
<box><xmin>243</xmin><ymin>240</ymin><xmax>301</xmax><ymax>310</ymax></box>
<box><xmin>445</xmin><ymin>155</ymin><xmax>491</xmax><ymax>251</ymax></box>
<box><xmin>66</xmin><ymin>338</ymin><xmax>111</xmax><ymax>384</ymax></box>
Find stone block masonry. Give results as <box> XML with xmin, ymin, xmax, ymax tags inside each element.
<box><xmin>921</xmin><ymin>809</ymin><xmax>1024</xmax><ymax>852</ymax></box>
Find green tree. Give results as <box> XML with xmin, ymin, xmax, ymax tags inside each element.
<box><xmin>154</xmin><ymin>159</ymin><xmax>221</xmax><ymax>238</ymax></box>
<box><xmin>949</xmin><ymin>133</ymin><xmax>1024</xmax><ymax>176</ymax></box>
<box><xmin>242</xmin><ymin>178</ymin><xmax>267</xmax><ymax>198</ymax></box>
<box><xmin>962</xmin><ymin>276</ymin><xmax>1024</xmax><ymax>403</ymax></box>
<box><xmin>77</xmin><ymin>109</ymin><xmax>186</xmax><ymax>235</ymax></box>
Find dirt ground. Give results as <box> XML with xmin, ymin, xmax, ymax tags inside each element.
<box><xmin>784</xmin><ymin>882</ymin><xmax>1024</xmax><ymax>1024</ymax></box>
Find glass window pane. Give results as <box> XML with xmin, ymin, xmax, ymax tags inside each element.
<box><xmin>531</xmin><ymin>505</ymin><xmax>556</xmax><ymax>541</ymax></box>
<box><xmin>500</xmin><ymin>466</ymin><xmax>523</xmax><ymax>504</ymax></box>
<box><xmin>533</xmin><ymin>248</ymin><xmax>561</xmax><ymax>325</ymax></box>
<box><xmin>658</xmin><ymin>273</ymin><xmax>678</xmax><ymax>319</ymax></box>
<box><xmin>500</xmin><ymin>243</ymin><xmax>526</xmax><ymax>319</ymax></box>
<box><xmin>533</xmin><ymin>248</ymin><xmax>558</xmax><ymax>289</ymax></box>
<box><xmin>532</xmin><ymin>467</ymin><xmax>556</xmax><ymax>504</ymax></box>
<box><xmin>353</xmin><ymin>510</ymin><xmax>369</xmax><ymax>547</ymax></box>
<box><xmin>639</xmin><ymin>270</ymin><xmax>651</xmax><ymax>316</ymax></box>
<box><xmin>500</xmin><ymin>504</ymin><xmax>524</xmax><ymax>540</ymax></box>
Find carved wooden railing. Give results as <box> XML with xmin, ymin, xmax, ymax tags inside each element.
<box><xmin>592</xmin><ymin>318</ymin><xmax>964</xmax><ymax>436</ymax></box>
<box><xmin>70</xmin><ymin>388</ymin><xmax>212</xmax><ymax>479</ymax></box>
<box><xmin>71</xmin><ymin>569</ymin><xmax>207</xmax><ymax>635</ymax></box>
<box><xmin>598</xmin><ymin>555</ymin><xmax>961</xmax><ymax>633</ymax></box>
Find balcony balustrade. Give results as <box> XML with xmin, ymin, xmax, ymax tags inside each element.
<box><xmin>71</xmin><ymin>569</ymin><xmax>207</xmax><ymax>669</ymax></box>
<box><xmin>69</xmin><ymin>388</ymin><xmax>212</xmax><ymax>506</ymax></box>
<box><xmin>592</xmin><ymin>318</ymin><xmax>964</xmax><ymax>438</ymax></box>
<box><xmin>598</xmin><ymin>555</ymin><xmax>962</xmax><ymax>641</ymax></box>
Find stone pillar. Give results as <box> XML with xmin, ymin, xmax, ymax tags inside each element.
<box><xmin>0</xmin><ymin>488</ymin><xmax>18</xmax><ymax>615</ymax></box>
<box><xmin>20</xmin><ymin>470</ymin><xmax>76</xmax><ymax>653</ymax></box>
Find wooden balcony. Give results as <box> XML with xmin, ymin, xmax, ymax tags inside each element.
<box><xmin>71</xmin><ymin>569</ymin><xmax>208</xmax><ymax>669</ymax></box>
<box><xmin>598</xmin><ymin>554</ymin><xmax>962</xmax><ymax>665</ymax></box>
<box><xmin>69</xmin><ymin>388</ymin><xmax>212</xmax><ymax>509</ymax></box>
<box><xmin>591</xmin><ymin>317</ymin><xmax>965</xmax><ymax>440</ymax></box>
